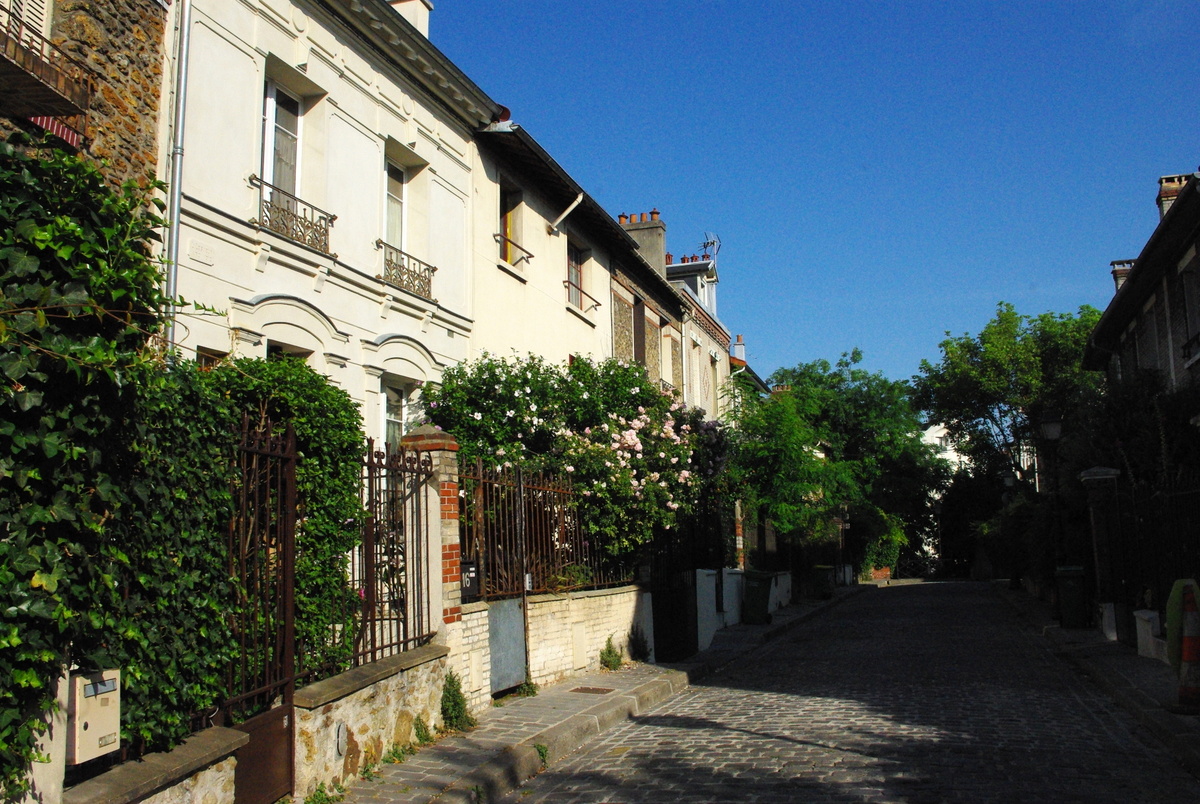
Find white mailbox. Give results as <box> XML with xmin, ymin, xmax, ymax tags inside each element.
<box><xmin>66</xmin><ymin>669</ymin><xmax>120</xmax><ymax>764</ymax></box>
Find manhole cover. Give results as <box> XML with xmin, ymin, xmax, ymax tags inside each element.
<box><xmin>571</xmin><ymin>686</ymin><xmax>614</xmax><ymax>694</ymax></box>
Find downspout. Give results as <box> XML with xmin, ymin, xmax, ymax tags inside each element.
<box><xmin>164</xmin><ymin>0</ymin><xmax>193</xmax><ymax>348</ymax></box>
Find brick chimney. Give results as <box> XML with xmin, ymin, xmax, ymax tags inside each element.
<box><xmin>390</xmin><ymin>0</ymin><xmax>433</xmax><ymax>37</ymax></box>
<box><xmin>1110</xmin><ymin>259</ymin><xmax>1134</xmax><ymax>293</ymax></box>
<box><xmin>1158</xmin><ymin>174</ymin><xmax>1190</xmax><ymax>219</ymax></box>
<box><xmin>620</xmin><ymin>208</ymin><xmax>666</xmax><ymax>277</ymax></box>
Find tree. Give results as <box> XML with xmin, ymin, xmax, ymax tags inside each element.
<box><xmin>912</xmin><ymin>302</ymin><xmax>1102</xmax><ymax>480</ymax></box>
<box><xmin>727</xmin><ymin>350</ymin><xmax>947</xmax><ymax>574</ymax></box>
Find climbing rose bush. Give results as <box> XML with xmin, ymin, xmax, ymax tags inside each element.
<box><xmin>421</xmin><ymin>354</ymin><xmax>724</xmax><ymax>556</ymax></box>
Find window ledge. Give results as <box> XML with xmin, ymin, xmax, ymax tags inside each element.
<box><xmin>496</xmin><ymin>260</ymin><xmax>527</xmax><ymax>284</ymax></box>
<box><xmin>566</xmin><ymin>304</ymin><xmax>596</xmax><ymax>328</ymax></box>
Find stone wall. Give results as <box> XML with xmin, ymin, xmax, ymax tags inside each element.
<box><xmin>612</xmin><ymin>295</ymin><xmax>634</xmax><ymax>363</ymax></box>
<box><xmin>292</xmin><ymin>645</ymin><xmax>449</xmax><ymax>801</ymax></box>
<box><xmin>0</xmin><ymin>0</ymin><xmax>170</xmax><ymax>186</ymax></box>
<box><xmin>138</xmin><ymin>757</ymin><xmax>235</xmax><ymax>804</ymax></box>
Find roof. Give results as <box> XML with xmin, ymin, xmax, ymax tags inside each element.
<box><xmin>477</xmin><ymin>124</ymin><xmax>684</xmax><ymax>317</ymax></box>
<box><xmin>1083</xmin><ymin>173</ymin><xmax>1200</xmax><ymax>370</ymax></box>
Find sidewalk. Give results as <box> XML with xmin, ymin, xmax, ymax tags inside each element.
<box><xmin>340</xmin><ymin>583</ymin><xmax>870</xmax><ymax>804</ymax></box>
<box><xmin>995</xmin><ymin>582</ymin><xmax>1200</xmax><ymax>779</ymax></box>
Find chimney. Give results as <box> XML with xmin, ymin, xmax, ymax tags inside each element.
<box><xmin>1158</xmin><ymin>174</ymin><xmax>1190</xmax><ymax>219</ymax></box>
<box><xmin>733</xmin><ymin>334</ymin><xmax>746</xmax><ymax>361</ymax></box>
<box><xmin>390</xmin><ymin>0</ymin><xmax>433</xmax><ymax>37</ymax></box>
<box><xmin>620</xmin><ymin>209</ymin><xmax>667</xmax><ymax>277</ymax></box>
<box><xmin>1110</xmin><ymin>259</ymin><xmax>1134</xmax><ymax>293</ymax></box>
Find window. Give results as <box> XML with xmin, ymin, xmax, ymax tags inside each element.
<box><xmin>386</xmin><ymin>162</ymin><xmax>406</xmax><ymax>250</ymax></box>
<box><xmin>498</xmin><ymin>181</ymin><xmax>522</xmax><ymax>263</ymax></box>
<box><xmin>196</xmin><ymin>346</ymin><xmax>227</xmax><ymax>370</ymax></box>
<box><xmin>263</xmin><ymin>82</ymin><xmax>301</xmax><ymax>199</ymax></box>
<box><xmin>384</xmin><ymin>384</ymin><xmax>407</xmax><ymax>452</ymax></box>
<box><xmin>567</xmin><ymin>243</ymin><xmax>584</xmax><ymax>308</ymax></box>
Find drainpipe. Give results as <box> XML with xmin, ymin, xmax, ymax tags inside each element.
<box><xmin>547</xmin><ymin>192</ymin><xmax>584</xmax><ymax>234</ymax></box>
<box><xmin>164</xmin><ymin>0</ymin><xmax>193</xmax><ymax>348</ymax></box>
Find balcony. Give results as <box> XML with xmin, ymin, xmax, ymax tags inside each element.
<box><xmin>0</xmin><ymin>8</ymin><xmax>89</xmax><ymax>121</ymax></box>
<box><xmin>377</xmin><ymin>240</ymin><xmax>436</xmax><ymax>302</ymax></box>
<box><xmin>1183</xmin><ymin>331</ymin><xmax>1200</xmax><ymax>365</ymax></box>
<box><xmin>250</xmin><ymin>175</ymin><xmax>335</xmax><ymax>255</ymax></box>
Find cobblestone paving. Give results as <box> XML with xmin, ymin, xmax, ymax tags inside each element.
<box><xmin>499</xmin><ymin>583</ymin><xmax>1200</xmax><ymax>803</ymax></box>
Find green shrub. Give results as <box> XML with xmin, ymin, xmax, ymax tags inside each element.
<box><xmin>441</xmin><ymin>671</ymin><xmax>476</xmax><ymax>732</ymax></box>
<box><xmin>600</xmin><ymin>636</ymin><xmax>622</xmax><ymax>670</ymax></box>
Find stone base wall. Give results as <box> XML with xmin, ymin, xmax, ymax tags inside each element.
<box><xmin>138</xmin><ymin>757</ymin><xmax>235</xmax><ymax>804</ymax></box>
<box><xmin>451</xmin><ymin>605</ymin><xmax>492</xmax><ymax>713</ymax></box>
<box><xmin>292</xmin><ymin>645</ymin><xmax>449</xmax><ymax>801</ymax></box>
<box><xmin>526</xmin><ymin>586</ymin><xmax>649</xmax><ymax>687</ymax></box>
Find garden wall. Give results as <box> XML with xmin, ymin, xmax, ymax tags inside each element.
<box><xmin>291</xmin><ymin>644</ymin><xmax>448</xmax><ymax>800</ymax></box>
<box><xmin>526</xmin><ymin>585</ymin><xmax>652</xmax><ymax>686</ymax></box>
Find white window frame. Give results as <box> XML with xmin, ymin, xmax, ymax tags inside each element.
<box><xmin>382</xmin><ymin>381</ymin><xmax>408</xmax><ymax>452</ymax></box>
<box><xmin>385</xmin><ymin>161</ymin><xmax>408</xmax><ymax>252</ymax></box>
<box><xmin>262</xmin><ymin>80</ymin><xmax>302</xmax><ymax>194</ymax></box>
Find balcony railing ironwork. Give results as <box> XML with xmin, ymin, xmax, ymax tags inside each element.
<box><xmin>660</xmin><ymin>379</ymin><xmax>677</xmax><ymax>396</ymax></box>
<box><xmin>376</xmin><ymin>240</ymin><xmax>436</xmax><ymax>301</ymax></box>
<box><xmin>0</xmin><ymin>6</ymin><xmax>90</xmax><ymax>122</ymax></box>
<box><xmin>494</xmin><ymin>232</ymin><xmax>534</xmax><ymax>265</ymax></box>
<box><xmin>563</xmin><ymin>279</ymin><xmax>601</xmax><ymax>312</ymax></box>
<box><xmin>250</xmin><ymin>174</ymin><xmax>335</xmax><ymax>255</ymax></box>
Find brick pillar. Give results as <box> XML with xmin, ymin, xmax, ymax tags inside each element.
<box><xmin>399</xmin><ymin>426</ymin><xmax>462</xmax><ymax>634</ymax></box>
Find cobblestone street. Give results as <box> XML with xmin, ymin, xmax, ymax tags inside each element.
<box><xmin>499</xmin><ymin>583</ymin><xmax>1200</xmax><ymax>803</ymax></box>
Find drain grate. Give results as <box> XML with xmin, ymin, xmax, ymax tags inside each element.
<box><xmin>570</xmin><ymin>686</ymin><xmax>615</xmax><ymax>694</ymax></box>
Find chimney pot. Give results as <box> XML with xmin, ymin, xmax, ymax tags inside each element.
<box><xmin>618</xmin><ymin>213</ymin><xmax>629</xmax><ymax>224</ymax></box>
<box><xmin>650</xmin><ymin>208</ymin><xmax>660</xmax><ymax>221</ymax></box>
<box><xmin>665</xmin><ymin>252</ymin><xmax>673</xmax><ymax>264</ymax></box>
<box><xmin>640</xmin><ymin>212</ymin><xmax>648</xmax><ymax>223</ymax></box>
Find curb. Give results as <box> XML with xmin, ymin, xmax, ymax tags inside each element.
<box><xmin>995</xmin><ymin>585</ymin><xmax>1200</xmax><ymax>781</ymax></box>
<box><xmin>442</xmin><ymin>669</ymin><xmax>689</xmax><ymax>802</ymax></box>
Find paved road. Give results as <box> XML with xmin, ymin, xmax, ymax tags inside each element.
<box><xmin>499</xmin><ymin>583</ymin><xmax>1200</xmax><ymax>803</ymax></box>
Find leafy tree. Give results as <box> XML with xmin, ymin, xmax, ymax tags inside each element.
<box><xmin>727</xmin><ymin>350</ymin><xmax>946</xmax><ymax>574</ymax></box>
<box><xmin>912</xmin><ymin>302</ymin><xmax>1102</xmax><ymax>479</ymax></box>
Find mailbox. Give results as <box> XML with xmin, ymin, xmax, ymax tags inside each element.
<box><xmin>66</xmin><ymin>669</ymin><xmax>120</xmax><ymax>764</ymax></box>
<box><xmin>460</xmin><ymin>560</ymin><xmax>480</xmax><ymax>601</ymax></box>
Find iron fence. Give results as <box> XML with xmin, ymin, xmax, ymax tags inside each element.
<box><xmin>354</xmin><ymin>440</ymin><xmax>436</xmax><ymax>663</ymax></box>
<box><xmin>459</xmin><ymin>459</ymin><xmax>634</xmax><ymax>600</ymax></box>
<box><xmin>1112</xmin><ymin>470</ymin><xmax>1200</xmax><ymax>626</ymax></box>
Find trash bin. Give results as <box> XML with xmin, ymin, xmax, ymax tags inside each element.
<box><xmin>743</xmin><ymin>571</ymin><xmax>773</xmax><ymax>624</ymax></box>
<box><xmin>811</xmin><ymin>565</ymin><xmax>835</xmax><ymax>600</ymax></box>
<box><xmin>1056</xmin><ymin>565</ymin><xmax>1088</xmax><ymax>628</ymax></box>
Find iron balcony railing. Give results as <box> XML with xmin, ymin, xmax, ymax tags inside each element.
<box><xmin>495</xmin><ymin>232</ymin><xmax>534</xmax><ymax>265</ymax></box>
<box><xmin>0</xmin><ymin>5</ymin><xmax>90</xmax><ymax>120</ymax></box>
<box><xmin>660</xmin><ymin>379</ymin><xmax>676</xmax><ymax>395</ymax></box>
<box><xmin>376</xmin><ymin>239</ymin><xmax>437</xmax><ymax>302</ymax></box>
<box><xmin>563</xmin><ymin>279</ymin><xmax>602</xmax><ymax>312</ymax></box>
<box><xmin>250</xmin><ymin>174</ymin><xmax>336</xmax><ymax>255</ymax></box>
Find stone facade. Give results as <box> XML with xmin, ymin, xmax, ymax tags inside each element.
<box><xmin>612</xmin><ymin>296</ymin><xmax>634</xmax><ymax>363</ymax></box>
<box><xmin>0</xmin><ymin>0</ymin><xmax>170</xmax><ymax>185</ymax></box>
<box><xmin>54</xmin><ymin>0</ymin><xmax>169</xmax><ymax>185</ymax></box>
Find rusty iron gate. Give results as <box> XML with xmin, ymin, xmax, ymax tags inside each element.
<box><xmin>222</xmin><ymin>417</ymin><xmax>298</xmax><ymax>804</ymax></box>
<box><xmin>355</xmin><ymin>440</ymin><xmax>436</xmax><ymax>663</ymax></box>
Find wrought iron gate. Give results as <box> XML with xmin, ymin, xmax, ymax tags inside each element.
<box><xmin>223</xmin><ymin>417</ymin><xmax>298</xmax><ymax>804</ymax></box>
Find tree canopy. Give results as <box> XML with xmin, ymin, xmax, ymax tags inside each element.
<box><xmin>727</xmin><ymin>350</ymin><xmax>947</xmax><ymax>572</ymax></box>
<box><xmin>912</xmin><ymin>302</ymin><xmax>1102</xmax><ymax>479</ymax></box>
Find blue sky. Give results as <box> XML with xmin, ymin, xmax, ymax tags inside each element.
<box><xmin>431</xmin><ymin>1</ymin><xmax>1200</xmax><ymax>382</ymax></box>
